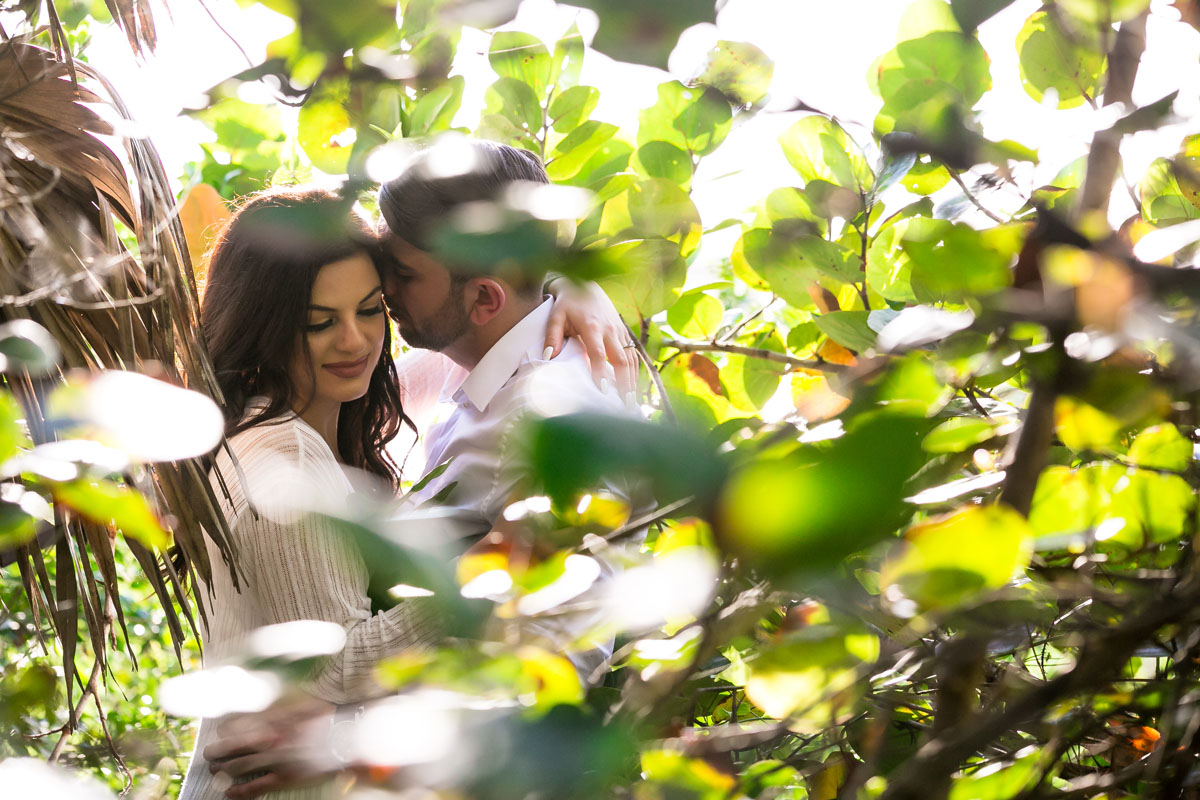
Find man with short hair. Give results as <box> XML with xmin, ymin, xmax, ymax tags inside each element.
<box><xmin>377</xmin><ymin>138</ymin><xmax>636</xmax><ymax>537</ymax></box>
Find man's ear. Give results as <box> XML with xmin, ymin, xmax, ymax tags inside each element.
<box><xmin>465</xmin><ymin>278</ymin><xmax>507</xmax><ymax>326</ymax></box>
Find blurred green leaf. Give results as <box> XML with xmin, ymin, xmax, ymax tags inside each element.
<box><xmin>598</xmin><ymin>238</ymin><xmax>688</xmax><ymax>318</ymax></box>
<box><xmin>0</xmin><ymin>391</ymin><xmax>29</xmax><ymax>463</ymax></box>
<box><xmin>638</xmin><ymin>81</ymin><xmax>732</xmax><ymax>158</ymax></box>
<box><xmin>814</xmin><ymin>311</ymin><xmax>875</xmax><ymax>352</ymax></box>
<box><xmin>717</xmin><ymin>412</ymin><xmax>928</xmax><ymax>575</ymax></box>
<box><xmin>406</xmin><ymin>75</ymin><xmax>464</xmax><ymax>137</ymax></box>
<box><xmin>695</xmin><ymin>40</ymin><xmax>774</xmax><ymax>106</ymax></box>
<box><xmin>53</xmin><ymin>479</ymin><xmax>169</xmax><ymax>550</ymax></box>
<box><xmin>1016</xmin><ymin>9</ymin><xmax>1106</xmax><ymax>109</ymax></box>
<box><xmin>628</xmin><ymin>178</ymin><xmax>703</xmax><ymax>255</ymax></box>
<box><xmin>550</xmin><ymin>23</ymin><xmax>584</xmax><ymax>91</ymax></box>
<box><xmin>1127</xmin><ymin>423</ymin><xmax>1192</xmax><ymax>472</ymax></box>
<box><xmin>744</xmin><ymin>624</ymin><xmax>879</xmax><ymax>726</ymax></box>
<box><xmin>779</xmin><ymin>115</ymin><xmax>873</xmax><ymax>193</ymax></box>
<box><xmin>922</xmin><ymin>416</ymin><xmax>1001</xmax><ymax>453</ymax></box>
<box><xmin>1058</xmin><ymin>0</ymin><xmax>1151</xmax><ymax>24</ymax></box>
<box><xmin>882</xmin><ymin>505</ymin><xmax>1033</xmax><ymax>611</ymax></box>
<box><xmin>903</xmin><ymin>218</ymin><xmax>1020</xmax><ymax>302</ymax></box>
<box><xmin>548</xmin><ymin>85</ymin><xmax>599</xmax><ymax>133</ymax></box>
<box><xmin>297</xmin><ymin>92</ymin><xmax>353</xmax><ymax>175</ymax></box>
<box><xmin>632</xmin><ymin>141</ymin><xmax>693</xmax><ymax>185</ymax></box>
<box><xmin>668</xmin><ymin>291</ymin><xmax>723</xmax><ymax>339</ymax></box>
<box><xmin>1141</xmin><ymin>157</ymin><xmax>1200</xmax><ymax>226</ymax></box>
<box><xmin>530</xmin><ymin>414</ymin><xmax>727</xmax><ymax>509</ymax></box>
<box><xmin>489</xmin><ymin>31</ymin><xmax>552</xmax><ymax>98</ymax></box>
<box><xmin>484</xmin><ymin>77</ymin><xmax>543</xmax><ymax>136</ymax></box>
<box><xmin>565</xmin><ymin>0</ymin><xmax>716</xmax><ymax>68</ymax></box>
<box><xmin>547</xmin><ymin>120</ymin><xmax>619</xmax><ymax>181</ymax></box>
<box><xmin>873</xmin><ymin>31</ymin><xmax>992</xmax><ymax>135</ymax></box>
<box><xmin>0</xmin><ymin>320</ymin><xmax>59</xmax><ymax>377</ymax></box>
<box><xmin>950</xmin><ymin>0</ymin><xmax>1017</xmax><ymax>33</ymax></box>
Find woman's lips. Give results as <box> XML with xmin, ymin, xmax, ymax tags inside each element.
<box><xmin>323</xmin><ymin>356</ymin><xmax>370</xmax><ymax>379</ymax></box>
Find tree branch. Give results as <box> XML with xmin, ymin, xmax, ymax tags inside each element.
<box><xmin>663</xmin><ymin>340</ymin><xmax>847</xmax><ymax>373</ymax></box>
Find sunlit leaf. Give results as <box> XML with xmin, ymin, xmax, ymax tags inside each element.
<box><xmin>717</xmin><ymin>412</ymin><xmax>928</xmax><ymax>575</ymax></box>
<box><xmin>53</xmin><ymin>479</ymin><xmax>170</xmax><ymax>550</ymax></box>
<box><xmin>1058</xmin><ymin>0</ymin><xmax>1151</xmax><ymax>23</ymax></box>
<box><xmin>922</xmin><ymin>416</ymin><xmax>1002</xmax><ymax>453</ymax></box>
<box><xmin>813</xmin><ymin>310</ymin><xmax>875</xmax><ymax>353</ymax></box>
<box><xmin>1127</xmin><ymin>423</ymin><xmax>1192</xmax><ymax>472</ymax></box>
<box><xmin>792</xmin><ymin>369</ymin><xmax>851</xmax><ymax>422</ymax></box>
<box><xmin>547</xmin><ymin>121</ymin><xmax>618</xmax><ymax>181</ymax></box>
<box><xmin>902</xmin><ymin>218</ymin><xmax>1020</xmax><ymax>302</ymax></box>
<box><xmin>0</xmin><ymin>320</ymin><xmax>60</xmax><ymax>376</ymax></box>
<box><xmin>489</xmin><ymin>31</ymin><xmax>552</xmax><ymax>98</ymax></box>
<box><xmin>695</xmin><ymin>40</ymin><xmax>774</xmax><ymax>106</ymax></box>
<box><xmin>779</xmin><ymin>115</ymin><xmax>873</xmax><ymax>192</ymax></box>
<box><xmin>667</xmin><ymin>291</ymin><xmax>723</xmax><ymax>339</ymax></box>
<box><xmin>550</xmin><ymin>23</ymin><xmax>584</xmax><ymax>91</ymax></box>
<box><xmin>484</xmin><ymin>77</ymin><xmax>542</xmax><ymax>135</ymax></box>
<box><xmin>744</xmin><ymin>624</ymin><xmax>879</xmax><ymax>728</ymax></box>
<box><xmin>1016</xmin><ymin>10</ymin><xmax>1106</xmax><ymax>109</ymax></box>
<box><xmin>548</xmin><ymin>85</ymin><xmax>599</xmax><ymax>133</ymax></box>
<box><xmin>881</xmin><ymin>504</ymin><xmax>1033</xmax><ymax>612</ymax></box>
<box><xmin>407</xmin><ymin>75</ymin><xmax>465</xmax><ymax>137</ymax></box>
<box><xmin>637</xmin><ymin>81</ymin><xmax>732</xmax><ymax>158</ymax></box>
<box><xmin>297</xmin><ymin>93</ymin><xmax>354</xmax><ymax>175</ymax></box>
<box><xmin>179</xmin><ymin>182</ymin><xmax>230</xmax><ymax>274</ymax></box>
<box><xmin>632</xmin><ymin>140</ymin><xmax>693</xmax><ymax>185</ymax></box>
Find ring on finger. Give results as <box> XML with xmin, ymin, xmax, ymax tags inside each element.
<box><xmin>622</xmin><ymin>341</ymin><xmax>637</xmax><ymax>349</ymax></box>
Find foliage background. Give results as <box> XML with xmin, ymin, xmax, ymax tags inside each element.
<box><xmin>6</xmin><ymin>0</ymin><xmax>1200</xmax><ymax>798</ymax></box>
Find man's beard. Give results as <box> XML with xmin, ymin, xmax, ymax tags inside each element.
<box><xmin>393</xmin><ymin>288</ymin><xmax>470</xmax><ymax>352</ymax></box>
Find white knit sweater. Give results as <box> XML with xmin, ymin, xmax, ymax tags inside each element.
<box><xmin>178</xmin><ymin>410</ymin><xmax>442</xmax><ymax>800</ymax></box>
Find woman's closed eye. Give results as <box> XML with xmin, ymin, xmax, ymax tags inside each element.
<box><xmin>358</xmin><ymin>304</ymin><xmax>386</xmax><ymax>318</ymax></box>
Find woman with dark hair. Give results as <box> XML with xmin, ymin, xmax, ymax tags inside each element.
<box><xmin>179</xmin><ymin>186</ymin><xmax>629</xmax><ymax>800</ymax></box>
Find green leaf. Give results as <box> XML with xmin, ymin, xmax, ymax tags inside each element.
<box><xmin>627</xmin><ymin>178</ymin><xmax>703</xmax><ymax>255</ymax></box>
<box><xmin>1128</xmin><ymin>424</ymin><xmax>1193</xmax><ymax>472</ymax></box>
<box><xmin>951</xmin><ymin>0</ymin><xmax>1017</xmax><ymax>33</ymax></box>
<box><xmin>744</xmin><ymin>625</ymin><xmax>879</xmax><ymax>728</ymax></box>
<box><xmin>793</xmin><ymin>235</ymin><xmax>863</xmax><ymax>283</ymax></box>
<box><xmin>489</xmin><ymin>31</ymin><xmax>552</xmax><ymax>99</ymax></box>
<box><xmin>733</xmin><ymin>227</ymin><xmax>816</xmax><ymax>307</ymax></box>
<box><xmin>548</xmin><ymin>85</ymin><xmax>599</xmax><ymax>133</ymax></box>
<box><xmin>718</xmin><ymin>412</ymin><xmax>929</xmax><ymax>575</ymax></box>
<box><xmin>0</xmin><ymin>390</ymin><xmax>30</xmax><ymax>463</ymax></box>
<box><xmin>902</xmin><ymin>155</ymin><xmax>952</xmax><ymax>194</ymax></box>
<box><xmin>867</xmin><ymin>219</ymin><xmax>918</xmax><ymax>303</ymax></box>
<box><xmin>566</xmin><ymin>0</ymin><xmax>716</xmax><ymax>69</ymax></box>
<box><xmin>1016</xmin><ymin>10</ymin><xmax>1106</xmax><ymax>109</ymax></box>
<box><xmin>881</xmin><ymin>505</ymin><xmax>1033</xmax><ymax>611</ymax></box>
<box><xmin>484</xmin><ymin>77</ymin><xmax>543</xmax><ymax>135</ymax></box>
<box><xmin>550</xmin><ymin>23</ymin><xmax>584</xmax><ymax>91</ymax></box>
<box><xmin>903</xmin><ymin>218</ymin><xmax>1019</xmax><ymax>302</ymax></box>
<box><xmin>1141</xmin><ymin>157</ymin><xmax>1200</xmax><ymax>226</ymax></box>
<box><xmin>546</xmin><ymin>121</ymin><xmax>618</xmax><ymax>181</ymax></box>
<box><xmin>778</xmin><ymin>115</ymin><xmax>873</xmax><ymax>192</ymax></box>
<box><xmin>695</xmin><ymin>40</ymin><xmax>774</xmax><ymax>106</ymax></box>
<box><xmin>632</xmin><ymin>141</ymin><xmax>693</xmax><ymax>185</ymax></box>
<box><xmin>723</xmin><ymin>326</ymin><xmax>788</xmax><ymax>411</ymax></box>
<box><xmin>764</xmin><ymin>187</ymin><xmax>826</xmax><ymax>233</ymax></box>
<box><xmin>922</xmin><ymin>416</ymin><xmax>1000</xmax><ymax>453</ymax></box>
<box><xmin>405</xmin><ymin>75</ymin><xmax>464</xmax><ymax>137</ymax></box>
<box><xmin>667</xmin><ymin>292</ymin><xmax>723</xmax><ymax>339</ymax></box>
<box><xmin>297</xmin><ymin>94</ymin><xmax>353</xmax><ymax>175</ymax></box>
<box><xmin>874</xmin><ymin>151</ymin><xmax>918</xmax><ymax>197</ymax></box>
<box><xmin>0</xmin><ymin>496</ymin><xmax>39</xmax><ymax>549</ymax></box>
<box><xmin>1058</xmin><ymin>0</ymin><xmax>1151</xmax><ymax>24</ymax></box>
<box><xmin>873</xmin><ymin>31</ymin><xmax>992</xmax><ymax>117</ymax></box>
<box><xmin>637</xmin><ymin>81</ymin><xmax>732</xmax><ymax>158</ymax></box>
<box><xmin>814</xmin><ymin>311</ymin><xmax>876</xmax><ymax>352</ymax></box>
<box><xmin>597</xmin><ymin>238</ymin><xmax>689</xmax><ymax>319</ymax></box>
<box><xmin>54</xmin><ymin>479</ymin><xmax>170</xmax><ymax>550</ymax></box>
<box><xmin>0</xmin><ymin>320</ymin><xmax>60</xmax><ymax>376</ymax></box>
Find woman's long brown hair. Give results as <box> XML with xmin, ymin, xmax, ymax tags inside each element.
<box><xmin>200</xmin><ymin>186</ymin><xmax>408</xmax><ymax>489</ymax></box>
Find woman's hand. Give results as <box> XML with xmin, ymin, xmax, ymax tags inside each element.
<box><xmin>544</xmin><ymin>278</ymin><xmax>638</xmax><ymax>403</ymax></box>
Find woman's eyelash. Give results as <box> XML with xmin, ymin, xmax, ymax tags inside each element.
<box><xmin>305</xmin><ymin>305</ymin><xmax>384</xmax><ymax>333</ymax></box>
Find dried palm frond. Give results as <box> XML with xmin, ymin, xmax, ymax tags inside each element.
<box><xmin>0</xmin><ymin>39</ymin><xmax>234</xmax><ymax>715</ymax></box>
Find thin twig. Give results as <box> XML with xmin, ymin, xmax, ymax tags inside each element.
<box><xmin>948</xmin><ymin>170</ymin><xmax>1006</xmax><ymax>224</ymax></box>
<box><xmin>664</xmin><ymin>339</ymin><xmax>846</xmax><ymax>373</ymax></box>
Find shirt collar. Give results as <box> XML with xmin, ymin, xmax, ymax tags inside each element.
<box><xmin>443</xmin><ymin>298</ymin><xmax>553</xmax><ymax>412</ymax></box>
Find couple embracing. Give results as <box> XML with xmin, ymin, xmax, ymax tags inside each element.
<box><xmin>180</xmin><ymin>139</ymin><xmax>638</xmax><ymax>800</ymax></box>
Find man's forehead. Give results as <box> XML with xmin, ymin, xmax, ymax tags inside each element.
<box><xmin>384</xmin><ymin>234</ymin><xmax>447</xmax><ymax>274</ymax></box>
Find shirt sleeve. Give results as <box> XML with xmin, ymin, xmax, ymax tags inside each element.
<box><xmin>235</xmin><ymin>507</ymin><xmax>443</xmax><ymax>704</ymax></box>
<box><xmin>230</xmin><ymin>423</ymin><xmax>443</xmax><ymax>705</ymax></box>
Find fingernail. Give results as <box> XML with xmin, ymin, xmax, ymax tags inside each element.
<box><xmin>600</xmin><ymin>378</ymin><xmax>609</xmax><ymax>394</ymax></box>
<box><xmin>542</xmin><ymin>346</ymin><xmax>554</xmax><ymax>360</ymax></box>
<box><xmin>625</xmin><ymin>392</ymin><xmax>636</xmax><ymax>408</ymax></box>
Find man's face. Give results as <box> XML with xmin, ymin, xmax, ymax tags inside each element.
<box><xmin>382</xmin><ymin>235</ymin><xmax>472</xmax><ymax>352</ymax></box>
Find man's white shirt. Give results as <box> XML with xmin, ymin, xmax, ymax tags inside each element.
<box><xmin>408</xmin><ymin>297</ymin><xmax>624</xmax><ymax>533</ymax></box>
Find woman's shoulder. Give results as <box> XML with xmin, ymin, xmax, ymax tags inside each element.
<box><xmin>227</xmin><ymin>412</ymin><xmax>333</xmax><ymax>466</ymax></box>
<box><xmin>218</xmin><ymin>409</ymin><xmax>350</xmax><ymax>509</ymax></box>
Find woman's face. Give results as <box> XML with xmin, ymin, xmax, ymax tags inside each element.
<box><xmin>290</xmin><ymin>253</ymin><xmax>387</xmax><ymax>415</ymax></box>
